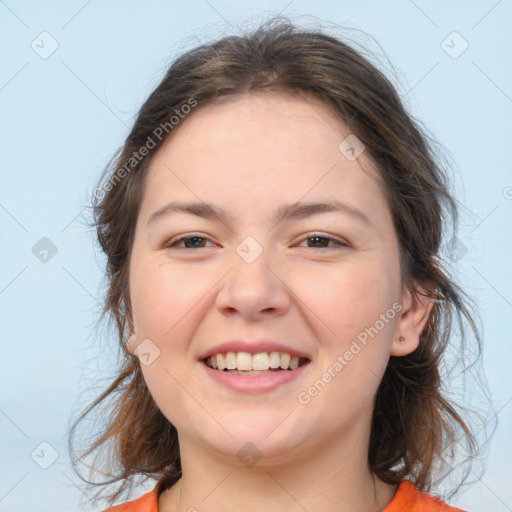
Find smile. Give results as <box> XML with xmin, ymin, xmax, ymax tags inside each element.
<box><xmin>201</xmin><ymin>351</ymin><xmax>311</xmax><ymax>393</ymax></box>
<box><xmin>204</xmin><ymin>351</ymin><xmax>310</xmax><ymax>373</ymax></box>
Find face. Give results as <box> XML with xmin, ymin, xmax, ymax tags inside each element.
<box><xmin>128</xmin><ymin>92</ymin><xmax>413</xmax><ymax>465</ymax></box>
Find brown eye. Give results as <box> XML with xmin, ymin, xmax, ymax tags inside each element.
<box><xmin>165</xmin><ymin>235</ymin><xmax>214</xmax><ymax>250</ymax></box>
<box><xmin>298</xmin><ymin>233</ymin><xmax>348</xmax><ymax>249</ymax></box>
<box><xmin>306</xmin><ymin>236</ymin><xmax>331</xmax><ymax>248</ymax></box>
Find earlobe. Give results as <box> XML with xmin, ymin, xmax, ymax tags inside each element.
<box><xmin>125</xmin><ymin>308</ymin><xmax>136</xmax><ymax>354</ymax></box>
<box><xmin>125</xmin><ymin>333</ymin><xmax>137</xmax><ymax>355</ymax></box>
<box><xmin>391</xmin><ymin>285</ymin><xmax>435</xmax><ymax>356</ymax></box>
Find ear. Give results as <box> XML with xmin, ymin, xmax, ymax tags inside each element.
<box><xmin>125</xmin><ymin>333</ymin><xmax>137</xmax><ymax>355</ymax></box>
<box><xmin>391</xmin><ymin>283</ymin><xmax>436</xmax><ymax>356</ymax></box>
<box><xmin>125</xmin><ymin>300</ymin><xmax>135</xmax><ymax>354</ymax></box>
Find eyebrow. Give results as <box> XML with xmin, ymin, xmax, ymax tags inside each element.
<box><xmin>146</xmin><ymin>200</ymin><xmax>372</xmax><ymax>228</ymax></box>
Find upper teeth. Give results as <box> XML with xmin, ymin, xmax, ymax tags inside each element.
<box><xmin>207</xmin><ymin>351</ymin><xmax>303</xmax><ymax>371</ymax></box>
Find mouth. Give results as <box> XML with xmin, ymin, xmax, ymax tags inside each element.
<box><xmin>203</xmin><ymin>351</ymin><xmax>311</xmax><ymax>376</ymax></box>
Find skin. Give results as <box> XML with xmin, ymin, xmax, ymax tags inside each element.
<box><xmin>127</xmin><ymin>91</ymin><xmax>434</xmax><ymax>512</ymax></box>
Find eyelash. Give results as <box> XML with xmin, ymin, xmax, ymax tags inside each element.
<box><xmin>164</xmin><ymin>233</ymin><xmax>349</xmax><ymax>251</ymax></box>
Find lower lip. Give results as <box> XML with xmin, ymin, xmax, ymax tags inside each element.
<box><xmin>201</xmin><ymin>362</ymin><xmax>309</xmax><ymax>393</ymax></box>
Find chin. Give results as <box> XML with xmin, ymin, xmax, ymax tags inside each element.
<box><xmin>195</xmin><ymin>414</ymin><xmax>308</xmax><ymax>463</ymax></box>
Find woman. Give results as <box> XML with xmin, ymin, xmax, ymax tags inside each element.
<box><xmin>70</xmin><ymin>17</ymin><xmax>481</xmax><ymax>512</ymax></box>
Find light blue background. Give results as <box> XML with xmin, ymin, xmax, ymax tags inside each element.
<box><xmin>1</xmin><ymin>1</ymin><xmax>511</xmax><ymax>511</ymax></box>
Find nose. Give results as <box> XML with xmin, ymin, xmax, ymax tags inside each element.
<box><xmin>215</xmin><ymin>245</ymin><xmax>291</xmax><ymax>320</ymax></box>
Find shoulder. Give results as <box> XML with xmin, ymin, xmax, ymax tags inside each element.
<box><xmin>103</xmin><ymin>489</ymin><xmax>159</xmax><ymax>512</ymax></box>
<box><xmin>383</xmin><ymin>480</ymin><xmax>467</xmax><ymax>512</ymax></box>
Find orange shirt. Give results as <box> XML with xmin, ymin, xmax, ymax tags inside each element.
<box><xmin>104</xmin><ymin>479</ymin><xmax>465</xmax><ymax>511</ymax></box>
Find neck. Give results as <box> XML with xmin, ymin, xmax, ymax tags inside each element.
<box><xmin>158</xmin><ymin>426</ymin><xmax>397</xmax><ymax>512</ymax></box>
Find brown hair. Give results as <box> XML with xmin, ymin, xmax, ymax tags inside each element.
<box><xmin>69</xmin><ymin>16</ymin><xmax>485</xmax><ymax>505</ymax></box>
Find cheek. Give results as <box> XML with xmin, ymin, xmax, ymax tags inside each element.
<box><xmin>292</xmin><ymin>259</ymin><xmax>397</xmax><ymax>339</ymax></box>
<box><xmin>130</xmin><ymin>257</ymin><xmax>211</xmax><ymax>339</ymax></box>
<box><xmin>292</xmin><ymin>259</ymin><xmax>398</xmax><ymax>403</ymax></box>
<box><xmin>130</xmin><ymin>259</ymin><xmax>211</xmax><ymax>428</ymax></box>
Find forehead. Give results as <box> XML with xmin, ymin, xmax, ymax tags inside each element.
<box><xmin>140</xmin><ymin>92</ymin><xmax>389</xmax><ymax>225</ymax></box>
